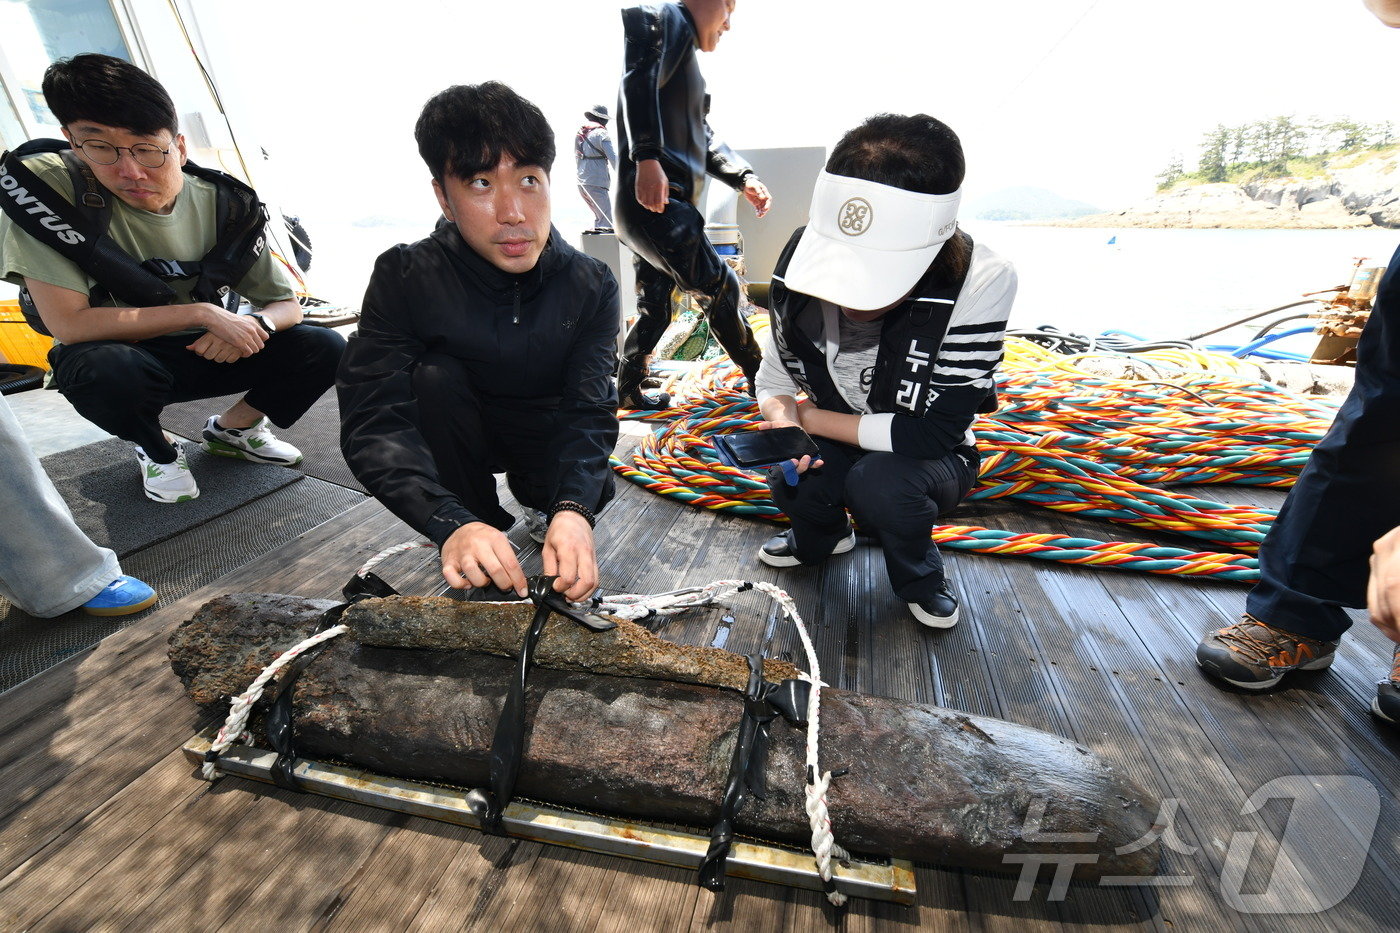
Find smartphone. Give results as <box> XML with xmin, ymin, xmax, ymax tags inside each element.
<box><xmin>712</xmin><ymin>426</ymin><xmax>820</xmax><ymax>469</ymax></box>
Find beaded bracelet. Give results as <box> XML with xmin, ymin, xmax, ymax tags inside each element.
<box><xmin>550</xmin><ymin>500</ymin><xmax>596</xmax><ymax>528</ymax></box>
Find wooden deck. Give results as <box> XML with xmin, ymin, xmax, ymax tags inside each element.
<box><xmin>1</xmin><ymin>455</ymin><xmax>1398</xmax><ymax>931</ymax></box>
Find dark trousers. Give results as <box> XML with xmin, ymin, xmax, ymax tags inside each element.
<box><xmin>50</xmin><ymin>324</ymin><xmax>345</xmax><ymax>462</ymax></box>
<box><xmin>614</xmin><ymin>193</ymin><xmax>760</xmax><ymax>387</ymax></box>
<box><xmin>767</xmin><ymin>437</ymin><xmax>978</xmax><ymax>603</ymax></box>
<box><xmin>412</xmin><ymin>352</ymin><xmax>615</xmax><ymax>531</ymax></box>
<box><xmin>1247</xmin><ymin>246</ymin><xmax>1400</xmax><ymax>641</ymax></box>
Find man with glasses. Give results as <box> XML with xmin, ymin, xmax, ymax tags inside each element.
<box><xmin>0</xmin><ymin>54</ymin><xmax>344</xmax><ymax>503</ymax></box>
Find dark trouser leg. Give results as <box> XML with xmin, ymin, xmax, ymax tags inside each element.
<box><xmin>51</xmin><ymin>340</ymin><xmax>181</xmax><ymax>461</ymax></box>
<box><xmin>229</xmin><ymin>324</ymin><xmax>346</xmax><ymax>427</ymax></box>
<box><xmin>1246</xmin><ymin>256</ymin><xmax>1400</xmax><ymax>641</ymax></box>
<box><xmin>767</xmin><ymin>438</ymin><xmax>861</xmax><ymax>563</ymax></box>
<box><xmin>619</xmin><ymin>257</ymin><xmax>676</xmax><ymax>399</ymax></box>
<box><xmin>844</xmin><ymin>449</ymin><xmax>977</xmax><ymax>603</ymax></box>
<box><xmin>51</xmin><ymin>325</ymin><xmax>346</xmax><ymax>463</ymax></box>
<box><xmin>411</xmin><ymin>353</ymin><xmax>561</xmax><ymax>531</ymax></box>
<box><xmin>615</xmin><ymin>193</ymin><xmax>759</xmax><ymax>391</ymax></box>
<box><xmin>697</xmin><ymin>264</ymin><xmax>761</xmax><ymax>393</ymax></box>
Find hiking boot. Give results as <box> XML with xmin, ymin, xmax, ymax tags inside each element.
<box><xmin>202</xmin><ymin>415</ymin><xmax>303</xmax><ymax>465</ymax></box>
<box><xmin>136</xmin><ymin>443</ymin><xmax>199</xmax><ymax>503</ymax></box>
<box><xmin>1372</xmin><ymin>645</ymin><xmax>1400</xmax><ymax>725</ymax></box>
<box><xmin>521</xmin><ymin>508</ymin><xmax>549</xmax><ymax>545</ymax></box>
<box><xmin>758</xmin><ymin>528</ymin><xmax>855</xmax><ymax>568</ymax></box>
<box><xmin>82</xmin><ymin>575</ymin><xmax>158</xmax><ymax>616</ymax></box>
<box><xmin>1195</xmin><ymin>615</ymin><xmax>1338</xmax><ymax>690</ymax></box>
<box><xmin>910</xmin><ymin>580</ymin><xmax>960</xmax><ymax>629</ymax></box>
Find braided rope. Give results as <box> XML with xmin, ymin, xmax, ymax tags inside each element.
<box><xmin>201</xmin><ymin>623</ymin><xmax>349</xmax><ymax>780</ymax></box>
<box><xmin>357</xmin><ymin>540</ymin><xmax>435</xmax><ymax>578</ymax></box>
<box><xmin>610</xmin><ymin>336</ymin><xmax>1337</xmax><ymax>582</ymax></box>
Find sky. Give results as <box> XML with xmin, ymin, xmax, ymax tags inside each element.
<box><xmin>185</xmin><ymin>0</ymin><xmax>1400</xmax><ymax>235</ymax></box>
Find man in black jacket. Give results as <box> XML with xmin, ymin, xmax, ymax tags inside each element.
<box><xmin>613</xmin><ymin>0</ymin><xmax>771</xmax><ymax>408</ymax></box>
<box><xmin>338</xmin><ymin>83</ymin><xmax>619</xmax><ymax>602</ymax></box>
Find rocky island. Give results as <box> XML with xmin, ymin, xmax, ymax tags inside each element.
<box><xmin>1048</xmin><ymin>142</ymin><xmax>1400</xmax><ymax>230</ymax></box>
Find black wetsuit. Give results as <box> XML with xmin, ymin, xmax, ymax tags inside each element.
<box><xmin>337</xmin><ymin>223</ymin><xmax>620</xmax><ymax>547</ymax></box>
<box><xmin>613</xmin><ymin>1</ymin><xmax>762</xmax><ymax>400</ymax></box>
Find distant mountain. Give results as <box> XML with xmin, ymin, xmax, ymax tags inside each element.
<box><xmin>968</xmin><ymin>186</ymin><xmax>1102</xmax><ymax>222</ymax></box>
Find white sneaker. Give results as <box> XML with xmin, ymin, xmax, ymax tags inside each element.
<box><xmin>201</xmin><ymin>416</ymin><xmax>303</xmax><ymax>465</ymax></box>
<box><xmin>136</xmin><ymin>443</ymin><xmax>199</xmax><ymax>503</ymax></box>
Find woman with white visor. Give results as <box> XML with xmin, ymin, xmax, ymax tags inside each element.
<box><xmin>754</xmin><ymin>113</ymin><xmax>1016</xmax><ymax>629</ymax></box>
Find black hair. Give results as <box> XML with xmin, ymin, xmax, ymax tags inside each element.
<box><xmin>42</xmin><ymin>54</ymin><xmax>178</xmax><ymax>136</ymax></box>
<box><xmin>415</xmin><ymin>81</ymin><xmax>555</xmax><ymax>182</ymax></box>
<box><xmin>827</xmin><ymin>113</ymin><xmax>969</xmax><ymax>282</ymax></box>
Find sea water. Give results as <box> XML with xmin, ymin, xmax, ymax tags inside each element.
<box><xmin>291</xmin><ymin>220</ymin><xmax>1400</xmax><ymax>355</ymax></box>
<box><xmin>973</xmin><ymin>223</ymin><xmax>1399</xmax><ymax>347</ymax></box>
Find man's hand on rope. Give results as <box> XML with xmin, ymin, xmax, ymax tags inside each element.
<box><xmin>442</xmin><ymin>522</ymin><xmax>528</xmax><ymax>597</ymax></box>
<box><xmin>542</xmin><ymin>510</ymin><xmax>598</xmax><ymax>602</ymax></box>
<box><xmin>1369</xmin><ymin>526</ymin><xmax>1400</xmax><ymax>643</ymax></box>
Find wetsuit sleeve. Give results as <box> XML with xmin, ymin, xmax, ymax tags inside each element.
<box><xmin>337</xmin><ymin>247</ymin><xmax>479</xmax><ymax>546</ymax></box>
<box><xmin>552</xmin><ymin>270</ymin><xmax>621</xmax><ymax>511</ymax></box>
<box><xmin>704</xmin><ymin>121</ymin><xmax>754</xmax><ymax>190</ymax></box>
<box><xmin>879</xmin><ymin>253</ymin><xmax>1017</xmax><ymax>459</ymax></box>
<box><xmin>619</xmin><ymin>5</ymin><xmax>667</xmax><ymax>163</ymax></box>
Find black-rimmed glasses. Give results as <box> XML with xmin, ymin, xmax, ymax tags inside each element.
<box><xmin>74</xmin><ymin>139</ymin><xmax>172</xmax><ymax>168</ymax></box>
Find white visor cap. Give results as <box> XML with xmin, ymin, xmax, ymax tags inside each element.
<box><xmin>784</xmin><ymin>171</ymin><xmax>961</xmax><ymax>311</ymax></box>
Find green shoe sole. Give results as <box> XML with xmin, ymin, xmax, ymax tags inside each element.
<box><xmin>202</xmin><ymin>439</ymin><xmax>303</xmax><ymax>465</ymax></box>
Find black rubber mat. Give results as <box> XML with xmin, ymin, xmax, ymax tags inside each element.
<box><xmin>160</xmin><ymin>391</ymin><xmax>363</xmax><ymax>492</ymax></box>
<box><xmin>40</xmin><ymin>437</ymin><xmax>303</xmax><ymax>556</ymax></box>
<box><xmin>0</xmin><ymin>476</ymin><xmax>366</xmax><ymax>694</ymax></box>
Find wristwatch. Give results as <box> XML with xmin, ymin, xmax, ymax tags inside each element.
<box><xmin>251</xmin><ymin>313</ymin><xmax>277</xmax><ymax>336</ymax></box>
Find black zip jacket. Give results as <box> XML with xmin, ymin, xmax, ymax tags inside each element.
<box><xmin>338</xmin><ymin>223</ymin><xmax>620</xmax><ymax>546</ymax></box>
<box><xmin>616</xmin><ymin>2</ymin><xmax>753</xmax><ymax>206</ymax></box>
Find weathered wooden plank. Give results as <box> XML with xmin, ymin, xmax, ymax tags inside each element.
<box><xmin>0</xmin><ymin>748</ymin><xmax>206</xmax><ymax>930</ymax></box>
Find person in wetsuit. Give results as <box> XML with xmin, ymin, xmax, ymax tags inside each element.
<box><xmin>612</xmin><ymin>0</ymin><xmax>772</xmax><ymax>408</ymax></box>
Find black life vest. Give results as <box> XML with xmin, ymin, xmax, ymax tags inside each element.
<box><xmin>0</xmin><ymin>138</ymin><xmax>270</xmax><ymax>334</ymax></box>
<box><xmin>770</xmin><ymin>229</ymin><xmax>994</xmax><ymax>417</ymax></box>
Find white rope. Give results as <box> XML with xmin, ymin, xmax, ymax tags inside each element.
<box><xmin>357</xmin><ymin>540</ymin><xmax>435</xmax><ymax>578</ymax></box>
<box><xmin>201</xmin><ymin>623</ymin><xmax>349</xmax><ymax>780</ymax></box>
<box><xmin>596</xmin><ymin>579</ymin><xmax>850</xmax><ymax>905</ymax></box>
<box><xmin>206</xmin><ymin>554</ymin><xmax>850</xmax><ymax>902</ymax></box>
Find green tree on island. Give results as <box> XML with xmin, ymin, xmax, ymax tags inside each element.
<box><xmin>1157</xmin><ymin>114</ymin><xmax>1396</xmax><ymax>190</ymax></box>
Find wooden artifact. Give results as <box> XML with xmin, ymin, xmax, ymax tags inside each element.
<box><xmin>168</xmin><ymin>593</ymin><xmax>1162</xmax><ymax>881</ymax></box>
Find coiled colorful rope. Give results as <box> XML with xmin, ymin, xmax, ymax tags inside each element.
<box><xmin>614</xmin><ymin>336</ymin><xmax>1337</xmax><ymax>583</ymax></box>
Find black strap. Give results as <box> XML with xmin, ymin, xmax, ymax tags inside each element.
<box><xmin>0</xmin><ymin>146</ymin><xmax>178</xmax><ymax>309</ymax></box>
<box><xmin>697</xmin><ymin>656</ymin><xmax>811</xmax><ymax>891</ymax></box>
<box><xmin>0</xmin><ymin>140</ymin><xmax>269</xmax><ymax>312</ymax></box>
<box><xmin>466</xmin><ymin>575</ymin><xmax>616</xmax><ymax>834</ymax></box>
<box><xmin>256</xmin><ymin>571</ymin><xmax>400</xmax><ymax>791</ymax></box>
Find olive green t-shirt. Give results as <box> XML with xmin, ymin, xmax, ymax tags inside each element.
<box><xmin>0</xmin><ymin>152</ymin><xmax>295</xmax><ymax>338</ymax></box>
